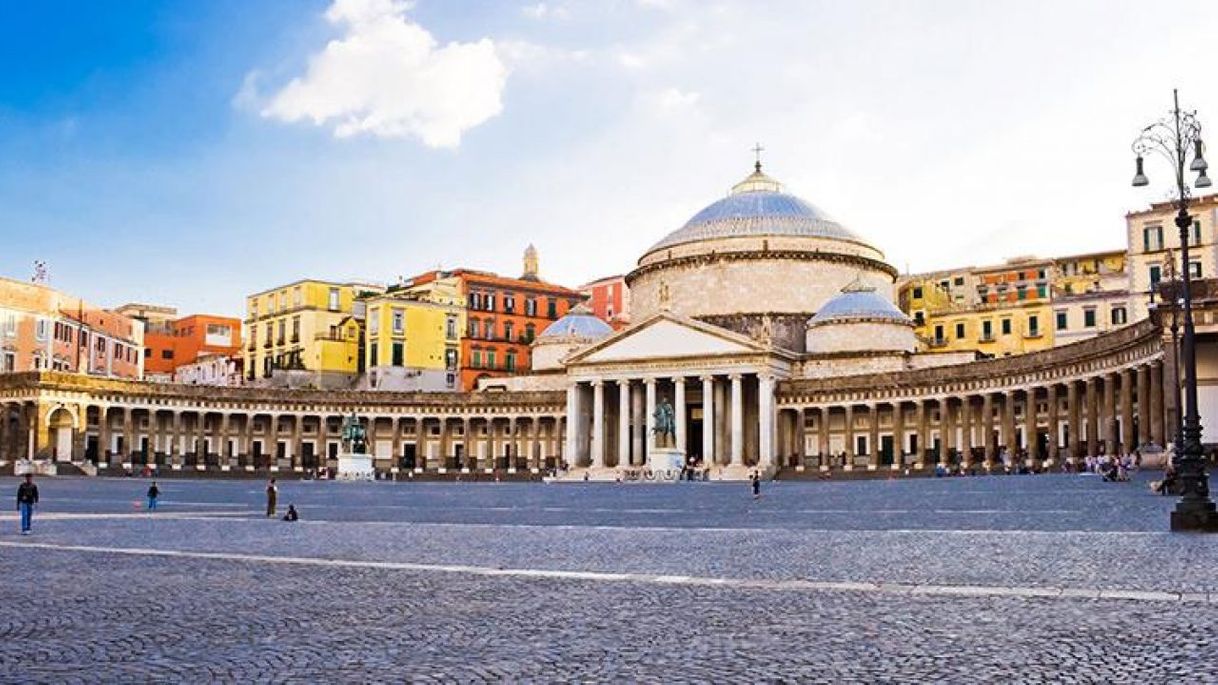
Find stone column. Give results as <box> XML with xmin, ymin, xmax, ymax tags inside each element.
<box><xmin>868</xmin><ymin>403</ymin><xmax>880</xmax><ymax>469</ymax></box>
<box><xmin>632</xmin><ymin>382</ymin><xmax>645</xmax><ymax>465</ymax></box>
<box><xmin>1067</xmin><ymin>381</ymin><xmax>1080</xmax><ymax>461</ymax></box>
<box><xmin>843</xmin><ymin>404</ymin><xmax>855</xmax><ymax>468</ymax></box>
<box><xmin>674</xmin><ymin>377</ymin><xmax>687</xmax><ymax>455</ymax></box>
<box><xmin>122</xmin><ymin>408</ymin><xmax>135</xmax><ymax>465</ymax></box>
<box><xmin>1002</xmin><ymin>391</ymin><xmax>1016</xmax><ymax>458</ymax></box>
<box><xmin>729</xmin><ymin>374</ymin><xmax>743</xmax><ymax>467</ymax></box>
<box><xmin>645</xmin><ymin>378</ymin><xmax>658</xmax><ymax>455</ymax></box>
<box><xmin>242</xmin><ymin>414</ymin><xmax>254</xmax><ymax>467</ymax></box>
<box><xmin>938</xmin><ymin>398</ymin><xmax>951</xmax><ymax>466</ymax></box>
<box><xmin>170</xmin><ymin>411</ymin><xmax>183</xmax><ymax>465</ymax></box>
<box><xmin>290</xmin><ymin>415</ymin><xmax>303</xmax><ymax>469</ymax></box>
<box><xmin>1086</xmin><ymin>377</ymin><xmax>1099</xmax><ymax>458</ymax></box>
<box><xmin>892</xmin><ymin>402</ymin><xmax>905</xmax><ymax>468</ymax></box>
<box><xmin>1103</xmin><ymin>373</ymin><xmax>1117</xmax><ymax>454</ymax></box>
<box><xmin>219</xmin><ymin>413</ymin><xmax>231</xmax><ymax>464</ymax></box>
<box><xmin>915</xmin><ymin>400</ymin><xmax>927</xmax><ymax>467</ymax></box>
<box><xmin>1026</xmin><ymin>389</ymin><xmax>1040</xmax><ymax>467</ymax></box>
<box><xmin>1120</xmin><ymin>369</ymin><xmax>1135</xmax><ymax>455</ymax></box>
<box><xmin>758</xmin><ymin>374</ymin><xmax>774</xmax><ymax>468</ymax></box>
<box><xmin>1150</xmin><ymin>362</ymin><xmax>1165</xmax><ymax>446</ymax></box>
<box><xmin>1136</xmin><ymin>364</ymin><xmax>1150</xmax><ymax>448</ymax></box>
<box><xmin>99</xmin><ymin>407</ymin><xmax>112</xmax><ymax>465</ymax></box>
<box><xmin>1046</xmin><ymin>385</ymin><xmax>1059</xmax><ymax>464</ymax></box>
<box><xmin>590</xmin><ymin>380</ymin><xmax>605</xmax><ymax>469</ymax></box>
<box><xmin>564</xmin><ymin>382</ymin><xmax>579</xmax><ymax>467</ymax></box>
<box><xmin>982</xmin><ymin>394</ymin><xmax>994</xmax><ymax>467</ymax></box>
<box><xmin>617</xmin><ymin>379</ymin><xmax>631</xmax><ymax>468</ymax></box>
<box><xmin>818</xmin><ymin>407</ymin><xmax>830</xmax><ymax>466</ymax></box>
<box><xmin>701</xmin><ymin>376</ymin><xmax>715</xmax><ymax>466</ymax></box>
<box><xmin>0</xmin><ymin>404</ymin><xmax>8</xmax><ymax>461</ymax></box>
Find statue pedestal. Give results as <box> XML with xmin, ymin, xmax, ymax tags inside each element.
<box><xmin>648</xmin><ymin>448</ymin><xmax>685</xmax><ymax>476</ymax></box>
<box><xmin>336</xmin><ymin>452</ymin><xmax>374</xmax><ymax>481</ymax></box>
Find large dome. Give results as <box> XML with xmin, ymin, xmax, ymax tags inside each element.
<box><xmin>646</xmin><ymin>166</ymin><xmax>871</xmax><ymax>254</ymax></box>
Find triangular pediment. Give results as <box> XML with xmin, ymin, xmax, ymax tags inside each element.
<box><xmin>568</xmin><ymin>313</ymin><xmax>765</xmax><ymax>365</ymax></box>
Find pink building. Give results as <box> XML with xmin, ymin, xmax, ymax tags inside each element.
<box><xmin>579</xmin><ymin>275</ymin><xmax>630</xmax><ymax>330</ymax></box>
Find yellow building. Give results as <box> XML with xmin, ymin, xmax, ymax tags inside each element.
<box><xmin>244</xmin><ymin>279</ymin><xmax>384</xmax><ymax>388</ymax></box>
<box><xmin>363</xmin><ymin>276</ymin><xmax>465</xmax><ymax>391</ymax></box>
<box><xmin>899</xmin><ymin>258</ymin><xmax>1055</xmax><ymax>357</ymax></box>
<box><xmin>1051</xmin><ymin>250</ymin><xmax>1132</xmax><ymax>346</ymax></box>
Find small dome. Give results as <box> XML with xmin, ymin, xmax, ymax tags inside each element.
<box><xmin>645</xmin><ymin>165</ymin><xmax>870</xmax><ymax>253</ymax></box>
<box><xmin>808</xmin><ymin>285</ymin><xmax>910</xmax><ymax>328</ymax></box>
<box><xmin>538</xmin><ymin>304</ymin><xmax>613</xmax><ymax>340</ymax></box>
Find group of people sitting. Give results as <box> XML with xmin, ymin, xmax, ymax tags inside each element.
<box><xmin>1078</xmin><ymin>453</ymin><xmax>1138</xmax><ymax>482</ymax></box>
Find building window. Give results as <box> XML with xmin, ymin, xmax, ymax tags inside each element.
<box><xmin>912</xmin><ymin>286</ymin><xmax>923</xmax><ymax>299</ymax></box>
<box><xmin>505</xmin><ymin>351</ymin><xmax>516</xmax><ymax>372</ymax></box>
<box><xmin>485</xmin><ymin>294</ymin><xmax>496</xmax><ymax>312</ymax></box>
<box><xmin>913</xmin><ymin>311</ymin><xmax>924</xmax><ymax>326</ymax></box>
<box><xmin>1149</xmin><ymin>265</ymin><xmax>1162</xmax><ymax>287</ymax></box>
<box><xmin>953</xmin><ymin>277</ymin><xmax>964</xmax><ymax>286</ymax></box>
<box><xmin>1036</xmin><ymin>284</ymin><xmax>1047</xmax><ymax>298</ymax></box>
<box><xmin>445</xmin><ymin>347</ymin><xmax>457</xmax><ymax>370</ymax></box>
<box><xmin>2</xmin><ymin>352</ymin><xmax>14</xmax><ymax>372</ymax></box>
<box><xmin>328</xmin><ymin>288</ymin><xmax>340</xmax><ymax>311</ymax></box>
<box><xmin>503</xmin><ymin>321</ymin><xmax>514</xmax><ymax>341</ymax></box>
<box><xmin>524</xmin><ymin>323</ymin><xmax>535</xmax><ymax>343</ymax></box>
<box><xmin>469</xmin><ymin>293</ymin><xmax>480</xmax><ymax>309</ymax></box>
<box><xmin>954</xmin><ymin>322</ymin><xmax>965</xmax><ymax>339</ymax></box>
<box><xmin>525</xmin><ymin>298</ymin><xmax>537</xmax><ymax>316</ymax></box>
<box><xmin>468</xmin><ymin>319</ymin><xmax>479</xmax><ymax>338</ymax></box>
<box><xmin>982</xmin><ymin>320</ymin><xmax>993</xmax><ymax>340</ymax></box>
<box><xmin>487</xmin><ymin>350</ymin><xmax>496</xmax><ymax>369</ymax></box>
<box><xmin>392</xmin><ymin>309</ymin><xmax>404</xmax><ymax>334</ymax></box>
<box><xmin>1001</xmin><ymin>318</ymin><xmax>1012</xmax><ymax>335</ymax></box>
<box><xmin>1192</xmin><ymin>220</ymin><xmax>1202</xmax><ymax>246</ymax></box>
<box><xmin>1084</xmin><ymin>309</ymin><xmax>1097</xmax><ymax>328</ymax></box>
<box><xmin>933</xmin><ymin>324</ymin><xmax>944</xmax><ymax>343</ymax></box>
<box><xmin>277</xmin><ymin>320</ymin><xmax>286</xmax><ymax>343</ymax></box>
<box><xmin>1190</xmin><ymin>261</ymin><xmax>1202</xmax><ymax>278</ymax></box>
<box><xmin>251</xmin><ymin>301</ymin><xmax>259</xmax><ymax>319</ymax></box>
<box><xmin>445</xmin><ymin>315</ymin><xmax>457</xmax><ymax>340</ymax></box>
<box><xmin>161</xmin><ymin>349</ymin><xmax>173</xmax><ymax>360</ymax></box>
<box><xmin>1143</xmin><ymin>225</ymin><xmax>1163</xmax><ymax>251</ymax></box>
<box><xmin>547</xmin><ymin>298</ymin><xmax>557</xmax><ymax>318</ymax></box>
<box><xmin>472</xmin><ymin>350</ymin><xmax>482</xmax><ymax>368</ymax></box>
<box><xmin>1056</xmin><ymin>311</ymin><xmax>1068</xmax><ymax>331</ymax></box>
<box><xmin>369</xmin><ymin>309</ymin><xmax>380</xmax><ymax>335</ymax></box>
<box><xmin>291</xmin><ymin>316</ymin><xmax>300</xmax><ymax>342</ymax></box>
<box><xmin>504</xmin><ymin>295</ymin><xmax>516</xmax><ymax>314</ymax></box>
<box><xmin>370</xmin><ymin>342</ymin><xmax>379</xmax><ymax>365</ymax></box>
<box><xmin>34</xmin><ymin>319</ymin><xmax>47</xmax><ymax>341</ymax></box>
<box><xmin>1111</xmin><ymin>306</ymin><xmax>1128</xmax><ymax>325</ymax></box>
<box><xmin>1028</xmin><ymin>315</ymin><xmax>1039</xmax><ymax>336</ymax></box>
<box><xmin>293</xmin><ymin>287</ymin><xmax>302</xmax><ymax>307</ymax></box>
<box><xmin>392</xmin><ymin>342</ymin><xmax>404</xmax><ymax>366</ymax></box>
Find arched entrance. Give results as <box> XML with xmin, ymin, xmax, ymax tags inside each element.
<box><xmin>47</xmin><ymin>406</ymin><xmax>76</xmax><ymax>462</ymax></box>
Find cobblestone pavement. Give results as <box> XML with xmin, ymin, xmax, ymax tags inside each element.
<box><xmin>1</xmin><ymin>474</ymin><xmax>1216</xmax><ymax>682</ymax></box>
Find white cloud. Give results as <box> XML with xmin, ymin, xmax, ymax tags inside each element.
<box><xmin>521</xmin><ymin>2</ymin><xmax>569</xmax><ymax>20</ymax></box>
<box><xmin>258</xmin><ymin>0</ymin><xmax>508</xmax><ymax>147</ymax></box>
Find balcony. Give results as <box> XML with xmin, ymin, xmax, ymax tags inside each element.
<box><xmin>927</xmin><ymin>338</ymin><xmax>948</xmax><ymax>348</ymax></box>
<box><xmin>290</xmin><ymin>334</ymin><xmax>300</xmax><ymax>344</ymax></box>
<box><xmin>247</xmin><ymin>341</ymin><xmax>257</xmax><ymax>352</ymax></box>
<box><xmin>262</xmin><ymin>339</ymin><xmax>272</xmax><ymax>349</ymax></box>
<box><xmin>979</xmin><ymin>334</ymin><xmax>995</xmax><ymax>343</ymax></box>
<box><xmin>1024</xmin><ymin>330</ymin><xmax>1043</xmax><ymax>339</ymax></box>
<box><xmin>276</xmin><ymin>337</ymin><xmax>286</xmax><ymax>346</ymax></box>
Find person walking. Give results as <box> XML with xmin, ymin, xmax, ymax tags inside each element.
<box><xmin>265</xmin><ymin>478</ymin><xmax>278</xmax><ymax>518</ymax></box>
<box><xmin>146</xmin><ymin>481</ymin><xmax>160</xmax><ymax>511</ymax></box>
<box><xmin>750</xmin><ymin>470</ymin><xmax>761</xmax><ymax>499</ymax></box>
<box><xmin>16</xmin><ymin>474</ymin><xmax>38</xmax><ymax>535</ymax></box>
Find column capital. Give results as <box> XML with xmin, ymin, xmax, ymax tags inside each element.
<box><xmin>644</xmin><ymin>377</ymin><xmax>657</xmax><ymax>387</ymax></box>
<box><xmin>615</xmin><ymin>378</ymin><xmax>630</xmax><ymax>388</ymax></box>
<box><xmin>699</xmin><ymin>374</ymin><xmax>715</xmax><ymax>383</ymax></box>
<box><xmin>728</xmin><ymin>373</ymin><xmax>742</xmax><ymax>382</ymax></box>
<box><xmin>590</xmin><ymin>379</ymin><xmax>604</xmax><ymax>388</ymax></box>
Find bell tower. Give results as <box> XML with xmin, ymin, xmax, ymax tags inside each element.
<box><xmin>522</xmin><ymin>244</ymin><xmax>540</xmax><ymax>281</ymax></box>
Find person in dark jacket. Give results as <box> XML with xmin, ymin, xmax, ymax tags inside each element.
<box><xmin>147</xmin><ymin>482</ymin><xmax>160</xmax><ymax>511</ymax></box>
<box><xmin>282</xmin><ymin>504</ymin><xmax>299</xmax><ymax>522</ymax></box>
<box><xmin>266</xmin><ymin>478</ymin><xmax>278</xmax><ymax>517</ymax></box>
<box><xmin>16</xmin><ymin>474</ymin><xmax>38</xmax><ymax>535</ymax></box>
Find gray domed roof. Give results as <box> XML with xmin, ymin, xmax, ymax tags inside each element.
<box><xmin>538</xmin><ymin>304</ymin><xmax>613</xmax><ymax>341</ymax></box>
<box><xmin>646</xmin><ymin>166</ymin><xmax>868</xmax><ymax>253</ymax></box>
<box><xmin>808</xmin><ymin>287</ymin><xmax>911</xmax><ymax>328</ymax></box>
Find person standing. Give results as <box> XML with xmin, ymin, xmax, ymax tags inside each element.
<box><xmin>266</xmin><ymin>478</ymin><xmax>278</xmax><ymax>518</ymax></box>
<box><xmin>750</xmin><ymin>470</ymin><xmax>761</xmax><ymax>499</ymax></box>
<box><xmin>16</xmin><ymin>474</ymin><xmax>38</xmax><ymax>535</ymax></box>
<box><xmin>147</xmin><ymin>481</ymin><xmax>160</xmax><ymax>511</ymax></box>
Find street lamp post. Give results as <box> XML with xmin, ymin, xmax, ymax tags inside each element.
<box><xmin>1160</xmin><ymin>251</ymin><xmax>1184</xmax><ymax>447</ymax></box>
<box><xmin>1132</xmin><ymin>88</ymin><xmax>1217</xmax><ymax>531</ymax></box>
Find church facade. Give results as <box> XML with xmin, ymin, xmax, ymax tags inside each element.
<box><xmin>0</xmin><ymin>164</ymin><xmax>1172</xmax><ymax>479</ymax></box>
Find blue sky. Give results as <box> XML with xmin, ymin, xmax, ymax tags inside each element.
<box><xmin>2</xmin><ymin>0</ymin><xmax>1217</xmax><ymax>317</ymax></box>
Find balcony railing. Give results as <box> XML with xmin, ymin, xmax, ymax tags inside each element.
<box><xmin>927</xmin><ymin>338</ymin><xmax>948</xmax><ymax>348</ymax></box>
<box><xmin>262</xmin><ymin>339</ymin><xmax>272</xmax><ymax>349</ymax></box>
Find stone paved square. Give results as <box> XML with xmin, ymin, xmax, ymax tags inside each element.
<box><xmin>2</xmin><ymin>473</ymin><xmax>1216</xmax><ymax>683</ymax></box>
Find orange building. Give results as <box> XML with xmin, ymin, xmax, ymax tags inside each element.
<box><xmin>579</xmin><ymin>274</ymin><xmax>631</xmax><ymax>330</ymax></box>
<box><xmin>0</xmin><ymin>276</ymin><xmax>144</xmax><ymax>378</ymax></box>
<box><xmin>140</xmin><ymin>314</ymin><xmax>242</xmax><ymax>380</ymax></box>
<box><xmin>404</xmin><ymin>246</ymin><xmax>584</xmax><ymax>390</ymax></box>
